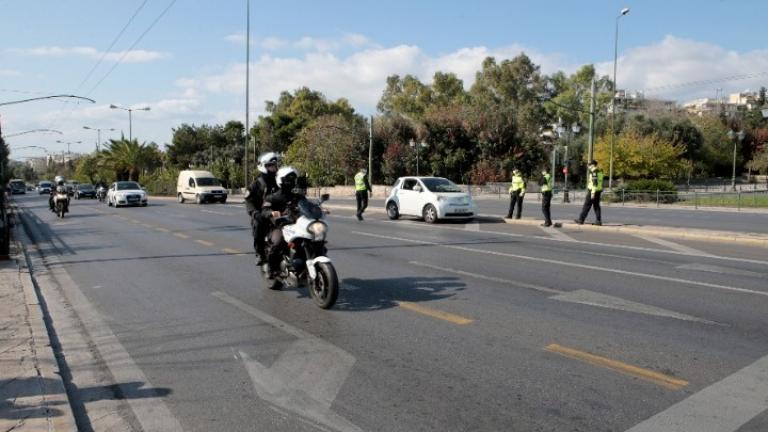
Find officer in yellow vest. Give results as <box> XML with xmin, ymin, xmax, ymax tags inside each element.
<box><xmin>539</xmin><ymin>167</ymin><xmax>553</xmax><ymax>227</ymax></box>
<box><xmin>575</xmin><ymin>160</ymin><xmax>604</xmax><ymax>226</ymax></box>
<box><xmin>506</xmin><ymin>168</ymin><xmax>526</xmax><ymax>219</ymax></box>
<box><xmin>354</xmin><ymin>168</ymin><xmax>372</xmax><ymax>221</ymax></box>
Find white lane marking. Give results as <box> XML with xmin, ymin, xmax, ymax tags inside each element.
<box><xmin>538</xmin><ymin>225</ymin><xmax>576</xmax><ymax>242</ymax></box>
<box><xmin>409</xmin><ymin>261</ymin><xmax>562</xmax><ymax>295</ymax></box>
<box><xmin>212</xmin><ymin>291</ymin><xmax>362</xmax><ymax>432</ymax></box>
<box><xmin>625</xmin><ymin>352</ymin><xmax>768</xmax><ymax>432</ymax></box>
<box><xmin>410</xmin><ymin>261</ymin><xmax>714</xmax><ymax>323</ymax></box>
<box><xmin>550</xmin><ymin>290</ymin><xmax>716</xmax><ymax>324</ymax></box>
<box><xmin>200</xmin><ymin>209</ymin><xmax>235</xmax><ymax>216</ymax></box>
<box><xmin>39</xmin><ymin>249</ymin><xmax>184</xmax><ymax>431</ymax></box>
<box><xmin>676</xmin><ymin>263</ymin><xmax>765</xmax><ymax>278</ymax></box>
<box><xmin>356</xmin><ymin>232</ymin><xmax>768</xmax><ymax>298</ymax></box>
<box><xmin>348</xmin><ymin>214</ymin><xmax>768</xmax><ymax>266</ymax></box>
<box><xmin>634</xmin><ymin>235</ymin><xmax>714</xmax><ymax>257</ymax></box>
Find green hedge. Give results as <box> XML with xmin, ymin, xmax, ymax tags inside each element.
<box><xmin>610</xmin><ymin>179</ymin><xmax>678</xmax><ymax>203</ymax></box>
<box><xmin>622</xmin><ymin>179</ymin><xmax>677</xmax><ymax>193</ymax></box>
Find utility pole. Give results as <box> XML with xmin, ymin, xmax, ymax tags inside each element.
<box><xmin>368</xmin><ymin>115</ymin><xmax>373</xmax><ymax>185</ymax></box>
<box><xmin>244</xmin><ymin>0</ymin><xmax>250</xmax><ymax>188</ymax></box>
<box><xmin>588</xmin><ymin>78</ymin><xmax>596</xmax><ymax>163</ymax></box>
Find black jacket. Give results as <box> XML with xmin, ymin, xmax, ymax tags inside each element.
<box><xmin>245</xmin><ymin>173</ymin><xmax>278</xmax><ymax>214</ymax></box>
<box><xmin>261</xmin><ymin>189</ymin><xmax>299</xmax><ymax>220</ymax></box>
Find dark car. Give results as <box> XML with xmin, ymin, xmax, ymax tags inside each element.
<box><xmin>9</xmin><ymin>179</ymin><xmax>26</xmax><ymax>194</ymax></box>
<box><xmin>75</xmin><ymin>184</ymin><xmax>97</xmax><ymax>199</ymax></box>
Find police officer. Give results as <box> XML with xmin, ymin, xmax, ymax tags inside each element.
<box><xmin>262</xmin><ymin>166</ymin><xmax>301</xmax><ymax>281</ymax></box>
<box><xmin>506</xmin><ymin>168</ymin><xmax>526</xmax><ymax>219</ymax></box>
<box><xmin>245</xmin><ymin>152</ymin><xmax>280</xmax><ymax>265</ymax></box>
<box><xmin>575</xmin><ymin>160</ymin><xmax>604</xmax><ymax>226</ymax></box>
<box><xmin>354</xmin><ymin>167</ymin><xmax>371</xmax><ymax>221</ymax></box>
<box><xmin>539</xmin><ymin>167</ymin><xmax>553</xmax><ymax>227</ymax></box>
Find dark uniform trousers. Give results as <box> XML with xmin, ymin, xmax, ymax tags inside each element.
<box><xmin>541</xmin><ymin>191</ymin><xmax>552</xmax><ymax>225</ymax></box>
<box><xmin>355</xmin><ymin>190</ymin><xmax>369</xmax><ymax>216</ymax></box>
<box><xmin>250</xmin><ymin>212</ymin><xmax>270</xmax><ymax>259</ymax></box>
<box><xmin>578</xmin><ymin>190</ymin><xmax>602</xmax><ymax>223</ymax></box>
<box><xmin>507</xmin><ymin>190</ymin><xmax>524</xmax><ymax>219</ymax></box>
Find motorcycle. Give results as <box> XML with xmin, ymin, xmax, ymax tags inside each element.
<box><xmin>96</xmin><ymin>186</ymin><xmax>107</xmax><ymax>203</ymax></box>
<box><xmin>261</xmin><ymin>193</ymin><xmax>338</xmax><ymax>309</ymax></box>
<box><xmin>54</xmin><ymin>190</ymin><xmax>69</xmax><ymax>218</ymax></box>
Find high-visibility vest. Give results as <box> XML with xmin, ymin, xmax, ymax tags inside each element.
<box><xmin>587</xmin><ymin>169</ymin><xmax>604</xmax><ymax>192</ymax></box>
<box><xmin>540</xmin><ymin>173</ymin><xmax>552</xmax><ymax>193</ymax></box>
<box><xmin>508</xmin><ymin>175</ymin><xmax>526</xmax><ymax>193</ymax></box>
<box><xmin>354</xmin><ymin>172</ymin><xmax>368</xmax><ymax>191</ymax></box>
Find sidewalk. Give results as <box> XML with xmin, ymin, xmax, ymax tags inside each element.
<box><xmin>0</xmin><ymin>218</ymin><xmax>76</xmax><ymax>430</ymax></box>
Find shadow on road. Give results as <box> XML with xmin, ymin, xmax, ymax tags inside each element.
<box><xmin>336</xmin><ymin>276</ymin><xmax>466</xmax><ymax>312</ymax></box>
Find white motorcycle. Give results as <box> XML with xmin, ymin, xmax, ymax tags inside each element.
<box><xmin>54</xmin><ymin>189</ymin><xmax>69</xmax><ymax>218</ymax></box>
<box><xmin>261</xmin><ymin>194</ymin><xmax>339</xmax><ymax>309</ymax></box>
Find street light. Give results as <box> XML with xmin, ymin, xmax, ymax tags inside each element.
<box><xmin>83</xmin><ymin>126</ymin><xmax>117</xmax><ymax>152</ymax></box>
<box><xmin>55</xmin><ymin>140</ymin><xmax>82</xmax><ymax>163</ymax></box>
<box><xmin>555</xmin><ymin>120</ymin><xmax>581</xmax><ymax>203</ymax></box>
<box><xmin>409</xmin><ymin>138</ymin><xmax>427</xmax><ymax>176</ymax></box>
<box><xmin>109</xmin><ymin>104</ymin><xmax>150</xmax><ymax>142</ymax></box>
<box><xmin>609</xmin><ymin>6</ymin><xmax>630</xmax><ymax>191</ymax></box>
<box><xmin>3</xmin><ymin>129</ymin><xmax>63</xmax><ymax>139</ymax></box>
<box><xmin>727</xmin><ymin>129</ymin><xmax>745</xmax><ymax>191</ymax></box>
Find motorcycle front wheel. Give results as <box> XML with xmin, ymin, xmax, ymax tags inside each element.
<box><xmin>310</xmin><ymin>262</ymin><xmax>338</xmax><ymax>309</ymax></box>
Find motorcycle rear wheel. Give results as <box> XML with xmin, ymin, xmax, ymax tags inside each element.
<box><xmin>310</xmin><ymin>262</ymin><xmax>338</xmax><ymax>309</ymax></box>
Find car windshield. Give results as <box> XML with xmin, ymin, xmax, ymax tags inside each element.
<box><xmin>421</xmin><ymin>178</ymin><xmax>463</xmax><ymax>193</ymax></box>
<box><xmin>39</xmin><ymin>182</ymin><xmax>52</xmax><ymax>187</ymax></box>
<box><xmin>10</xmin><ymin>181</ymin><xmax>25</xmax><ymax>188</ymax></box>
<box><xmin>196</xmin><ymin>177</ymin><xmax>221</xmax><ymax>186</ymax></box>
<box><xmin>78</xmin><ymin>184</ymin><xmax>94</xmax><ymax>191</ymax></box>
<box><xmin>116</xmin><ymin>181</ymin><xmax>142</xmax><ymax>191</ymax></box>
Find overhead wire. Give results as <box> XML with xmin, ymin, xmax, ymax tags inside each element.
<box><xmin>73</xmin><ymin>0</ymin><xmax>150</xmax><ymax>93</ymax></box>
<box><xmin>85</xmin><ymin>0</ymin><xmax>178</xmax><ymax>98</ymax></box>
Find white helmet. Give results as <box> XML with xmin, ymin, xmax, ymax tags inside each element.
<box><xmin>276</xmin><ymin>166</ymin><xmax>298</xmax><ymax>189</ymax></box>
<box><xmin>257</xmin><ymin>152</ymin><xmax>280</xmax><ymax>174</ymax></box>
<box><xmin>54</xmin><ymin>175</ymin><xmax>65</xmax><ymax>185</ymax></box>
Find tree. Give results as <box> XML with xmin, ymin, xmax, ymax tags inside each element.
<box><xmin>747</xmin><ymin>146</ymin><xmax>768</xmax><ymax>175</ymax></box>
<box><xmin>593</xmin><ymin>130</ymin><xmax>686</xmax><ymax>179</ymax></box>
<box><xmin>101</xmin><ymin>138</ymin><xmax>160</xmax><ymax>181</ymax></box>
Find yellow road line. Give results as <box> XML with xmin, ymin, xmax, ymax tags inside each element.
<box><xmin>154</xmin><ymin>227</ymin><xmax>169</xmax><ymax>232</ymax></box>
<box><xmin>396</xmin><ymin>301</ymin><xmax>473</xmax><ymax>325</ymax></box>
<box><xmin>173</xmin><ymin>233</ymin><xmax>189</xmax><ymax>239</ymax></box>
<box><xmin>544</xmin><ymin>343</ymin><xmax>688</xmax><ymax>390</ymax></box>
<box><xmin>222</xmin><ymin>248</ymin><xmax>242</xmax><ymax>254</ymax></box>
<box><xmin>195</xmin><ymin>239</ymin><xmax>214</xmax><ymax>247</ymax></box>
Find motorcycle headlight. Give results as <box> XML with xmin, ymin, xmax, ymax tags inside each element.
<box><xmin>308</xmin><ymin>221</ymin><xmax>327</xmax><ymax>240</ymax></box>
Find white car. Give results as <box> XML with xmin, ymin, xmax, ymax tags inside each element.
<box><xmin>107</xmin><ymin>181</ymin><xmax>148</xmax><ymax>208</ymax></box>
<box><xmin>385</xmin><ymin>176</ymin><xmax>477</xmax><ymax>223</ymax></box>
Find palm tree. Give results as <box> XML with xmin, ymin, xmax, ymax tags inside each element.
<box><xmin>101</xmin><ymin>138</ymin><xmax>159</xmax><ymax>181</ymax></box>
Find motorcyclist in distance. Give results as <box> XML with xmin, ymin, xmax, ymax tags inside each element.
<box><xmin>261</xmin><ymin>166</ymin><xmax>301</xmax><ymax>280</ymax></box>
<box><xmin>50</xmin><ymin>176</ymin><xmax>69</xmax><ymax>213</ymax></box>
<box><xmin>245</xmin><ymin>152</ymin><xmax>281</xmax><ymax>265</ymax></box>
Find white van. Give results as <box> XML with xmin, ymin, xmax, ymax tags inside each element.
<box><xmin>176</xmin><ymin>170</ymin><xmax>228</xmax><ymax>204</ymax></box>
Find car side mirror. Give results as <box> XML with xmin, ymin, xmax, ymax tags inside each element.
<box><xmin>413</xmin><ymin>185</ymin><xmax>422</xmax><ymax>192</ymax></box>
<box><xmin>321</xmin><ymin>193</ymin><xmax>330</xmax><ymax>202</ymax></box>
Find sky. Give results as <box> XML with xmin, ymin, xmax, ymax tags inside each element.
<box><xmin>2</xmin><ymin>0</ymin><xmax>767</xmax><ymax>160</ymax></box>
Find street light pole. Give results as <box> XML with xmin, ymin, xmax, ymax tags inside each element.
<box><xmin>83</xmin><ymin>126</ymin><xmax>116</xmax><ymax>152</ymax></box>
<box><xmin>728</xmin><ymin>129</ymin><xmax>745</xmax><ymax>191</ymax></box>
<box><xmin>109</xmin><ymin>104</ymin><xmax>150</xmax><ymax>142</ymax></box>
<box><xmin>609</xmin><ymin>7</ymin><xmax>630</xmax><ymax>191</ymax></box>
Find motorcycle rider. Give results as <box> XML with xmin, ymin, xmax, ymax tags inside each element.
<box><xmin>50</xmin><ymin>176</ymin><xmax>69</xmax><ymax>213</ymax></box>
<box><xmin>245</xmin><ymin>152</ymin><xmax>280</xmax><ymax>265</ymax></box>
<box><xmin>261</xmin><ymin>166</ymin><xmax>301</xmax><ymax>280</ymax></box>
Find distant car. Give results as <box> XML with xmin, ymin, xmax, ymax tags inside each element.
<box><xmin>38</xmin><ymin>181</ymin><xmax>53</xmax><ymax>194</ymax></box>
<box><xmin>9</xmin><ymin>179</ymin><xmax>26</xmax><ymax>194</ymax></box>
<box><xmin>107</xmin><ymin>181</ymin><xmax>148</xmax><ymax>207</ymax></box>
<box><xmin>75</xmin><ymin>184</ymin><xmax>96</xmax><ymax>199</ymax></box>
<box><xmin>385</xmin><ymin>176</ymin><xmax>477</xmax><ymax>223</ymax></box>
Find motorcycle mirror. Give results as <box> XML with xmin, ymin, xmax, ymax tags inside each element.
<box><xmin>321</xmin><ymin>193</ymin><xmax>330</xmax><ymax>202</ymax></box>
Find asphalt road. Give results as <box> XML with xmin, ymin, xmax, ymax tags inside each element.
<box><xmin>336</xmin><ymin>195</ymin><xmax>768</xmax><ymax>234</ymax></box>
<box><xmin>13</xmin><ymin>193</ymin><xmax>768</xmax><ymax>432</ymax></box>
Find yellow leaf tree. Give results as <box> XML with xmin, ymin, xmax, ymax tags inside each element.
<box><xmin>593</xmin><ymin>130</ymin><xmax>686</xmax><ymax>179</ymax></box>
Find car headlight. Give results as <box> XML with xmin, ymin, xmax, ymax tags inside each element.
<box><xmin>307</xmin><ymin>221</ymin><xmax>327</xmax><ymax>240</ymax></box>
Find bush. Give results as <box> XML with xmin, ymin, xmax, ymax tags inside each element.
<box><xmin>141</xmin><ymin>169</ymin><xmax>178</xmax><ymax>196</ymax></box>
<box><xmin>613</xmin><ymin>179</ymin><xmax>678</xmax><ymax>204</ymax></box>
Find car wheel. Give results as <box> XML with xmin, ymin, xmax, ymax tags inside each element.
<box><xmin>386</xmin><ymin>201</ymin><xmax>400</xmax><ymax>220</ymax></box>
<box><xmin>141</xmin><ymin>203</ymin><xmax>148</xmax><ymax>207</ymax></box>
<box><xmin>423</xmin><ymin>204</ymin><xmax>438</xmax><ymax>224</ymax></box>
<box><xmin>220</xmin><ymin>197</ymin><xmax>227</xmax><ymax>204</ymax></box>
<box><xmin>196</xmin><ymin>194</ymin><xmax>203</xmax><ymax>205</ymax></box>
<box><xmin>177</xmin><ymin>193</ymin><xmax>185</xmax><ymax>203</ymax></box>
<box><xmin>108</xmin><ymin>198</ymin><xmax>113</xmax><ymax>207</ymax></box>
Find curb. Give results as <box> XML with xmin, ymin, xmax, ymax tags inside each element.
<box><xmin>499</xmin><ymin>217</ymin><xmax>768</xmax><ymax>248</ymax></box>
<box><xmin>322</xmin><ymin>203</ymin><xmax>768</xmax><ymax>248</ymax></box>
<box><xmin>9</xmin><ymin>207</ymin><xmax>78</xmax><ymax>431</ymax></box>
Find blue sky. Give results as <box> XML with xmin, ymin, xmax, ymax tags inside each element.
<box><xmin>2</xmin><ymin>0</ymin><xmax>767</xmax><ymax>158</ymax></box>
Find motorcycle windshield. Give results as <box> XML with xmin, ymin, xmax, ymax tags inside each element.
<box><xmin>297</xmin><ymin>198</ymin><xmax>323</xmax><ymax>220</ymax></box>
